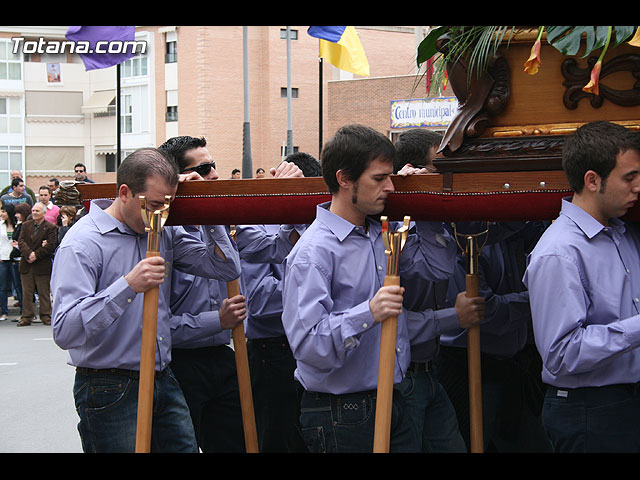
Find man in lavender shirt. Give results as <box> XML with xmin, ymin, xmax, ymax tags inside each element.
<box><xmin>51</xmin><ymin>148</ymin><xmax>240</xmax><ymax>453</ymax></box>
<box><xmin>281</xmin><ymin>124</ymin><xmax>458</xmax><ymax>453</ymax></box>
<box><xmin>236</xmin><ymin>152</ymin><xmax>320</xmax><ymax>453</ymax></box>
<box><xmin>158</xmin><ymin>135</ymin><xmax>247</xmax><ymax>452</ymax></box>
<box><xmin>524</xmin><ymin>121</ymin><xmax>640</xmax><ymax>452</ymax></box>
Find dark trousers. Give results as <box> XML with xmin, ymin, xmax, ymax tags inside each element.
<box><xmin>20</xmin><ymin>270</ymin><xmax>51</xmax><ymax>322</ymax></box>
<box><xmin>435</xmin><ymin>344</ymin><xmax>552</xmax><ymax>452</ymax></box>
<box><xmin>170</xmin><ymin>345</ymin><xmax>245</xmax><ymax>453</ymax></box>
<box><xmin>543</xmin><ymin>384</ymin><xmax>640</xmax><ymax>452</ymax></box>
<box><xmin>299</xmin><ymin>387</ymin><xmax>419</xmax><ymax>453</ymax></box>
<box><xmin>247</xmin><ymin>336</ymin><xmax>307</xmax><ymax>452</ymax></box>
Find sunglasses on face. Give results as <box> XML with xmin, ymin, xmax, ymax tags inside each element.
<box><xmin>183</xmin><ymin>161</ymin><xmax>216</xmax><ymax>177</ymax></box>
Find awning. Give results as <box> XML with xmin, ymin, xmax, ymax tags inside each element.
<box><xmin>81</xmin><ymin>90</ymin><xmax>116</xmax><ymax>114</ymax></box>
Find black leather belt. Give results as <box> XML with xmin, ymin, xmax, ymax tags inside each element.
<box><xmin>76</xmin><ymin>367</ymin><xmax>164</xmax><ymax>379</ymax></box>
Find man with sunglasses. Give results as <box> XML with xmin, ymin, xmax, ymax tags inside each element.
<box><xmin>158</xmin><ymin>136</ymin><xmax>251</xmax><ymax>452</ymax></box>
<box><xmin>73</xmin><ymin>163</ymin><xmax>94</xmax><ymax>183</ymax></box>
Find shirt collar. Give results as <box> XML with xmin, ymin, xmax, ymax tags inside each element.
<box><xmin>89</xmin><ymin>199</ymin><xmax>139</xmax><ymax>236</ymax></box>
<box><xmin>561</xmin><ymin>197</ymin><xmax>626</xmax><ymax>239</ymax></box>
<box><xmin>315</xmin><ymin>201</ymin><xmax>380</xmax><ymax>242</ymax></box>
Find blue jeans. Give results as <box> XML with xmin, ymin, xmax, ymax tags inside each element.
<box><xmin>299</xmin><ymin>388</ymin><xmax>419</xmax><ymax>453</ymax></box>
<box><xmin>73</xmin><ymin>367</ymin><xmax>198</xmax><ymax>453</ymax></box>
<box><xmin>543</xmin><ymin>384</ymin><xmax>640</xmax><ymax>453</ymax></box>
<box><xmin>398</xmin><ymin>363</ymin><xmax>467</xmax><ymax>452</ymax></box>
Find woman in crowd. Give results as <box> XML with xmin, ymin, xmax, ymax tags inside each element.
<box><xmin>57</xmin><ymin>205</ymin><xmax>77</xmax><ymax>246</ymax></box>
<box><xmin>0</xmin><ymin>203</ymin><xmax>19</xmax><ymax>320</ymax></box>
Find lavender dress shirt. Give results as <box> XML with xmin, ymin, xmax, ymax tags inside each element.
<box><xmin>523</xmin><ymin>198</ymin><xmax>640</xmax><ymax>388</ymax></box>
<box><xmin>282</xmin><ymin>202</ymin><xmax>456</xmax><ymax>394</ymax></box>
<box><xmin>51</xmin><ymin>200</ymin><xmax>240</xmax><ymax>371</ymax></box>
<box><xmin>236</xmin><ymin>224</ymin><xmax>306</xmax><ymax>339</ymax></box>
<box><xmin>169</xmin><ymin>224</ymin><xmax>241</xmax><ymax>349</ymax></box>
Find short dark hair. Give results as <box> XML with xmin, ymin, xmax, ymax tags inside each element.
<box><xmin>74</xmin><ymin>163</ymin><xmax>86</xmax><ymax>171</ymax></box>
<box><xmin>158</xmin><ymin>136</ymin><xmax>207</xmax><ymax>172</ymax></box>
<box><xmin>285</xmin><ymin>152</ymin><xmax>322</xmax><ymax>177</ymax></box>
<box><xmin>256</xmin><ymin>167</ymin><xmax>265</xmax><ymax>174</ymax></box>
<box><xmin>232</xmin><ymin>169</ymin><xmax>241</xmax><ymax>175</ymax></box>
<box><xmin>39</xmin><ymin>185</ymin><xmax>51</xmax><ymax>194</ymax></box>
<box><xmin>116</xmin><ymin>148</ymin><xmax>179</xmax><ymax>196</ymax></box>
<box><xmin>11</xmin><ymin>177</ymin><xmax>23</xmax><ymax>188</ymax></box>
<box><xmin>49</xmin><ymin>178</ymin><xmax>59</xmax><ymax>187</ymax></box>
<box><xmin>321</xmin><ymin>124</ymin><xmax>396</xmax><ymax>194</ymax></box>
<box><xmin>394</xmin><ymin>129</ymin><xmax>442</xmax><ymax>172</ymax></box>
<box><xmin>563</xmin><ymin>121</ymin><xmax>640</xmax><ymax>193</ymax></box>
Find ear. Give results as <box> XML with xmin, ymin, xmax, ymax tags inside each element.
<box><xmin>335</xmin><ymin>169</ymin><xmax>352</xmax><ymax>190</ymax></box>
<box><xmin>583</xmin><ymin>170</ymin><xmax>601</xmax><ymax>193</ymax></box>
<box><xmin>118</xmin><ymin>183</ymin><xmax>133</xmax><ymax>203</ymax></box>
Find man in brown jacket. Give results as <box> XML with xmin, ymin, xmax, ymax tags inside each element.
<box><xmin>17</xmin><ymin>202</ymin><xmax>57</xmax><ymax>326</ymax></box>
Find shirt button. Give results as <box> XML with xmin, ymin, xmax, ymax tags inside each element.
<box><xmin>159</xmin><ymin>336</ymin><xmax>163</xmax><ymax>341</ymax></box>
<box><xmin>378</xmin><ymin>265</ymin><xmax>382</xmax><ymax>270</ymax></box>
<box><xmin>362</xmin><ymin>323</ymin><xmax>368</xmax><ymax>328</ymax></box>
<box><xmin>635</xmin><ymin>298</ymin><xmax>639</xmax><ymax>303</ymax></box>
<box><xmin>127</xmin><ymin>298</ymin><xmax>132</xmax><ymax>303</ymax></box>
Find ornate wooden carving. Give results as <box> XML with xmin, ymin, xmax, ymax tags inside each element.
<box><xmin>435</xmin><ymin>135</ymin><xmax>565</xmax><ymax>173</ymax></box>
<box><xmin>562</xmin><ymin>53</ymin><xmax>640</xmax><ymax>109</ymax></box>
<box><xmin>435</xmin><ymin>35</ymin><xmax>511</xmax><ymax>154</ymax></box>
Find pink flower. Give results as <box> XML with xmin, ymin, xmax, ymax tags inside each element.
<box><xmin>582</xmin><ymin>60</ymin><xmax>602</xmax><ymax>96</ymax></box>
<box><xmin>524</xmin><ymin>38</ymin><xmax>542</xmax><ymax>75</ymax></box>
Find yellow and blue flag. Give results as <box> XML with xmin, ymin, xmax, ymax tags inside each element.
<box><xmin>307</xmin><ymin>26</ymin><xmax>370</xmax><ymax>76</ymax></box>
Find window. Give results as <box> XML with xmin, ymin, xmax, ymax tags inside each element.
<box><xmin>0</xmin><ymin>40</ymin><xmax>21</xmax><ymax>80</ymax></box>
<box><xmin>165</xmin><ymin>41</ymin><xmax>177</xmax><ymax>63</ymax></box>
<box><xmin>121</xmin><ymin>50</ymin><xmax>148</xmax><ymax>78</ymax></box>
<box><xmin>166</xmin><ymin>105</ymin><xmax>177</xmax><ymax>122</ymax></box>
<box><xmin>280</xmin><ymin>29</ymin><xmax>298</xmax><ymax>40</ymax></box>
<box><xmin>121</xmin><ymin>95</ymin><xmax>132</xmax><ymax>133</ymax></box>
<box><xmin>0</xmin><ymin>97</ymin><xmax>22</xmax><ymax>134</ymax></box>
<box><xmin>0</xmin><ymin>145</ymin><xmax>24</xmax><ymax>183</ymax></box>
<box><xmin>281</xmin><ymin>87</ymin><xmax>298</xmax><ymax>98</ymax></box>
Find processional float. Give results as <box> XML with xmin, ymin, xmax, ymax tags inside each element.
<box><xmin>73</xmin><ymin>27</ymin><xmax>640</xmax><ymax>453</ymax></box>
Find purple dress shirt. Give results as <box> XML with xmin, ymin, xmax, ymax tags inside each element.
<box><xmin>523</xmin><ymin>198</ymin><xmax>640</xmax><ymax>388</ymax></box>
<box><xmin>236</xmin><ymin>224</ymin><xmax>306</xmax><ymax>339</ymax></box>
<box><xmin>51</xmin><ymin>200</ymin><xmax>240</xmax><ymax>371</ymax></box>
<box><xmin>282</xmin><ymin>202</ymin><xmax>456</xmax><ymax>394</ymax></box>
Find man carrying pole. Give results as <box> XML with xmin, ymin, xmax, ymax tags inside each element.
<box><xmin>50</xmin><ymin>148</ymin><xmax>239</xmax><ymax>453</ymax></box>
<box><xmin>281</xmin><ymin>124</ymin><xmax>458</xmax><ymax>453</ymax></box>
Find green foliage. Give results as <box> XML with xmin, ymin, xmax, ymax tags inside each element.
<box><xmin>416</xmin><ymin>26</ymin><xmax>638</xmax><ymax>95</ymax></box>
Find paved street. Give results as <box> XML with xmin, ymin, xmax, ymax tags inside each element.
<box><xmin>0</xmin><ymin>303</ymin><xmax>82</xmax><ymax>453</ymax></box>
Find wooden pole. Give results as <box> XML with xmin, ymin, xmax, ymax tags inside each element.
<box><xmin>465</xmin><ymin>234</ymin><xmax>484</xmax><ymax>453</ymax></box>
<box><xmin>227</xmin><ymin>228</ymin><xmax>259</xmax><ymax>453</ymax></box>
<box><xmin>135</xmin><ymin>196</ymin><xmax>171</xmax><ymax>453</ymax></box>
<box><xmin>373</xmin><ymin>217</ymin><xmax>410</xmax><ymax>453</ymax></box>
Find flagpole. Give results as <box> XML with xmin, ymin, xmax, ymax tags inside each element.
<box><xmin>116</xmin><ymin>63</ymin><xmax>121</xmax><ymax>167</ymax></box>
<box><xmin>242</xmin><ymin>26</ymin><xmax>252</xmax><ymax>178</ymax></box>
<box><xmin>286</xmin><ymin>26</ymin><xmax>293</xmax><ymax>156</ymax></box>
<box><xmin>318</xmin><ymin>57</ymin><xmax>323</xmax><ymax>157</ymax></box>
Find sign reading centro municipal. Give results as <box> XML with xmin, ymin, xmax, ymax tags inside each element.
<box><xmin>390</xmin><ymin>97</ymin><xmax>459</xmax><ymax>129</ymax></box>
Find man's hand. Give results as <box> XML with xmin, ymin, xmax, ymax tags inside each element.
<box><xmin>219</xmin><ymin>294</ymin><xmax>247</xmax><ymax>330</ymax></box>
<box><xmin>125</xmin><ymin>256</ymin><xmax>167</xmax><ymax>293</ymax></box>
<box><xmin>369</xmin><ymin>285</ymin><xmax>405</xmax><ymax>324</ymax></box>
<box><xmin>397</xmin><ymin>163</ymin><xmax>437</xmax><ymax>176</ymax></box>
<box><xmin>178</xmin><ymin>171</ymin><xmax>203</xmax><ymax>182</ymax></box>
<box><xmin>27</xmin><ymin>251</ymin><xmax>36</xmax><ymax>263</ymax></box>
<box><xmin>454</xmin><ymin>291</ymin><xmax>485</xmax><ymax>329</ymax></box>
<box><xmin>270</xmin><ymin>161</ymin><xmax>303</xmax><ymax>178</ymax></box>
